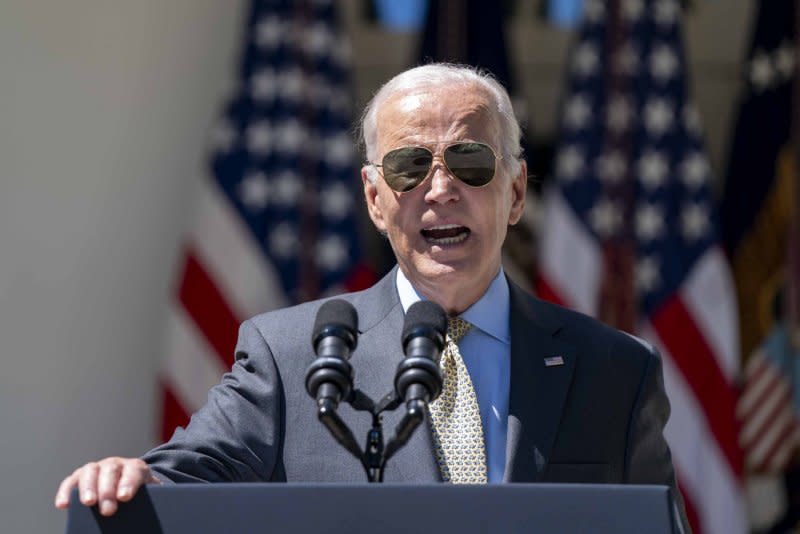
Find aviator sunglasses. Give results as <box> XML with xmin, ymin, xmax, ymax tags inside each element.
<box><xmin>369</xmin><ymin>142</ymin><xmax>502</xmax><ymax>192</ymax></box>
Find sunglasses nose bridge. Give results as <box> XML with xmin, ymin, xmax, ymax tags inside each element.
<box><xmin>424</xmin><ymin>160</ymin><xmax>460</xmax><ymax>201</ymax></box>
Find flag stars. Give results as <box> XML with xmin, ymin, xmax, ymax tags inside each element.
<box><xmin>748</xmin><ymin>44</ymin><xmax>795</xmax><ymax>93</ymax></box>
<box><xmin>246</xmin><ymin>120</ymin><xmax>272</xmax><ymax>155</ymax></box>
<box><xmin>749</xmin><ymin>51</ymin><xmax>775</xmax><ymax>92</ymax></box>
<box><xmin>636</xmin><ymin>256</ymin><xmax>661</xmax><ymax>293</ymax></box>
<box><xmin>589</xmin><ymin>198</ymin><xmax>622</xmax><ymax>238</ymax></box>
<box><xmin>683</xmin><ymin>105</ymin><xmax>702</xmax><ymax>136</ymax></box>
<box><xmin>564</xmin><ymin>94</ymin><xmax>593</xmax><ymax>130</ymax></box>
<box><xmin>305</xmin><ymin>22</ymin><xmax>334</xmax><ymax>57</ymax></box>
<box><xmin>211</xmin><ymin>119</ymin><xmax>237</xmax><ymax>152</ymax></box>
<box><xmin>623</xmin><ymin>0</ymin><xmax>644</xmax><ymax>22</ymax></box>
<box><xmin>278</xmin><ymin>68</ymin><xmax>306</xmax><ymax>103</ymax></box>
<box><xmin>556</xmin><ymin>146</ymin><xmax>585</xmax><ymax>182</ymax></box>
<box><xmin>583</xmin><ymin>0</ymin><xmax>605</xmax><ymax>24</ymax></box>
<box><xmin>638</xmin><ymin>150</ymin><xmax>669</xmax><ymax>190</ymax></box>
<box><xmin>596</xmin><ymin>150</ymin><xmax>627</xmax><ymax>184</ymax></box>
<box><xmin>254</xmin><ymin>16</ymin><xmax>284</xmax><ymax>50</ymax></box>
<box><xmin>238</xmin><ymin>171</ymin><xmax>270</xmax><ymax>210</ymax></box>
<box><xmin>250</xmin><ymin>68</ymin><xmax>277</xmax><ymax>102</ymax></box>
<box><xmin>681</xmin><ymin>153</ymin><xmax>709</xmax><ymax>190</ymax></box>
<box><xmin>681</xmin><ymin>204</ymin><xmax>710</xmax><ymax>241</ymax></box>
<box><xmin>317</xmin><ymin>235</ymin><xmax>349</xmax><ymax>271</ymax></box>
<box><xmin>636</xmin><ymin>203</ymin><xmax>665</xmax><ymax>242</ymax></box>
<box><xmin>320</xmin><ymin>182</ymin><xmax>353</xmax><ymax>221</ymax></box>
<box><xmin>274</xmin><ymin>119</ymin><xmax>307</xmax><ymax>155</ymax></box>
<box><xmin>325</xmin><ymin>133</ymin><xmax>355</xmax><ymax>168</ymax></box>
<box><xmin>653</xmin><ymin>0</ymin><xmax>680</xmax><ymax>27</ymax></box>
<box><xmin>644</xmin><ymin>98</ymin><xmax>675</xmax><ymax>136</ymax></box>
<box><xmin>650</xmin><ymin>45</ymin><xmax>679</xmax><ymax>83</ymax></box>
<box><xmin>268</xmin><ymin>223</ymin><xmax>298</xmax><ymax>259</ymax></box>
<box><xmin>273</xmin><ymin>170</ymin><xmax>303</xmax><ymax>206</ymax></box>
<box><xmin>572</xmin><ymin>42</ymin><xmax>600</xmax><ymax>78</ymax></box>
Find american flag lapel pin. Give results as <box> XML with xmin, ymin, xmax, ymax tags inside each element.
<box><xmin>544</xmin><ymin>356</ymin><xmax>565</xmax><ymax>367</ymax></box>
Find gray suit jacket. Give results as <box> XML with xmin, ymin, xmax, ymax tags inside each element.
<box><xmin>143</xmin><ymin>267</ymin><xmax>688</xmax><ymax>527</ymax></box>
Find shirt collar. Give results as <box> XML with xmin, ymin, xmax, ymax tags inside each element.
<box><xmin>395</xmin><ymin>267</ymin><xmax>510</xmax><ymax>344</ymax></box>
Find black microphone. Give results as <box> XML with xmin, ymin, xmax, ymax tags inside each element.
<box><xmin>395</xmin><ymin>300</ymin><xmax>447</xmax><ymax>404</ymax></box>
<box><xmin>305</xmin><ymin>299</ymin><xmax>358</xmax><ymax>407</ymax></box>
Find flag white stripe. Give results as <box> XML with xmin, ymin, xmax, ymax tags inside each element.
<box><xmin>680</xmin><ymin>247</ymin><xmax>740</xmax><ymax>381</ymax></box>
<box><xmin>746</xmin><ymin>401</ymin><xmax>794</xmax><ymax>468</ymax></box>
<box><xmin>739</xmin><ymin>376</ymin><xmax>790</xmax><ymax>445</ymax></box>
<box><xmin>643</xmin><ymin>322</ymin><xmax>747</xmax><ymax>534</ymax></box>
<box><xmin>539</xmin><ymin>190</ymin><xmax>601</xmax><ymax>315</ymax></box>
<box><xmin>738</xmin><ymin>355</ymin><xmax>784</xmax><ymax>418</ymax></box>
<box><xmin>163</xmin><ymin>305</ymin><xmax>228</xmax><ymax>414</ymax></box>
<box><xmin>190</xmin><ymin>178</ymin><xmax>288</xmax><ymax>320</ymax></box>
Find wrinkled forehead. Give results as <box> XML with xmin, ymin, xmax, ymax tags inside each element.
<box><xmin>374</xmin><ymin>84</ymin><xmax>501</xmax><ymax>154</ymax></box>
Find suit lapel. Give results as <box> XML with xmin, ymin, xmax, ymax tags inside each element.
<box><xmin>348</xmin><ymin>267</ymin><xmax>441</xmax><ymax>482</ymax></box>
<box><xmin>504</xmin><ymin>281</ymin><xmax>577</xmax><ymax>482</ymax></box>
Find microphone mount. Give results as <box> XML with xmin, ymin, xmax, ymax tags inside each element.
<box><xmin>305</xmin><ymin>300</ymin><xmax>446</xmax><ymax>482</ymax></box>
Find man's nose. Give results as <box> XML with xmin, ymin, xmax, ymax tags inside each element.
<box><xmin>424</xmin><ymin>163</ymin><xmax>459</xmax><ymax>204</ymax></box>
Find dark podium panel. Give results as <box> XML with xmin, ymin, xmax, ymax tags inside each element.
<box><xmin>66</xmin><ymin>483</ymin><xmax>680</xmax><ymax>534</ymax></box>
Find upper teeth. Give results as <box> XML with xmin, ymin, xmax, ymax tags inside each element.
<box><xmin>427</xmin><ymin>224</ymin><xmax>460</xmax><ymax>230</ymax></box>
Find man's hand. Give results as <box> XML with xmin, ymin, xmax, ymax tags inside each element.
<box><xmin>54</xmin><ymin>457</ymin><xmax>161</xmax><ymax>516</ymax></box>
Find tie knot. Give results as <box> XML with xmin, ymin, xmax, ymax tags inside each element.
<box><xmin>447</xmin><ymin>317</ymin><xmax>471</xmax><ymax>344</ymax></box>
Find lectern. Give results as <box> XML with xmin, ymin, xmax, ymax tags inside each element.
<box><xmin>66</xmin><ymin>483</ymin><xmax>682</xmax><ymax>533</ymax></box>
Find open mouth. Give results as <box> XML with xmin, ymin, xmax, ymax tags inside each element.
<box><xmin>420</xmin><ymin>224</ymin><xmax>471</xmax><ymax>245</ymax></box>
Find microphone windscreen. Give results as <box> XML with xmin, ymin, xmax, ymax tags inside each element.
<box><xmin>312</xmin><ymin>299</ymin><xmax>358</xmax><ymax>341</ymax></box>
<box><xmin>402</xmin><ymin>300</ymin><xmax>447</xmax><ymax>342</ymax></box>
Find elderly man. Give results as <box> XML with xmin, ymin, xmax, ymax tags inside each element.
<box><xmin>56</xmin><ymin>63</ymin><xmax>688</xmax><ymax>530</ymax></box>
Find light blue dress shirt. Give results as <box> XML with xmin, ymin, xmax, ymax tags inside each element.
<box><xmin>396</xmin><ymin>268</ymin><xmax>511</xmax><ymax>483</ymax></box>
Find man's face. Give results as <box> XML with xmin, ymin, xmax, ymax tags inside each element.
<box><xmin>362</xmin><ymin>84</ymin><xmax>527</xmax><ymax>313</ymax></box>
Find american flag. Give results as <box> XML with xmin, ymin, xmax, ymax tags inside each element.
<box><xmin>721</xmin><ymin>0</ymin><xmax>800</xmax><ymax>476</ymax></box>
<box><xmin>536</xmin><ymin>0</ymin><xmax>746</xmax><ymax>532</ymax></box>
<box><xmin>159</xmin><ymin>0</ymin><xmax>374</xmax><ymax>441</ymax></box>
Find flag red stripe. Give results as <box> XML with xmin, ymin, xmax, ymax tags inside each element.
<box><xmin>178</xmin><ymin>250</ymin><xmax>239</xmax><ymax>369</ymax></box>
<box><xmin>741</xmin><ymin>385</ymin><xmax>791</xmax><ymax>450</ymax></box>
<box><xmin>652</xmin><ymin>294</ymin><xmax>743</xmax><ymax>478</ymax></box>
<box><xmin>534</xmin><ymin>275</ymin><xmax>567</xmax><ymax>306</ymax></box>
<box><xmin>160</xmin><ymin>381</ymin><xmax>191</xmax><ymax>442</ymax></box>
<box><xmin>756</xmin><ymin>417</ymin><xmax>799</xmax><ymax>473</ymax></box>
<box><xmin>738</xmin><ymin>359</ymin><xmax>779</xmax><ymax>419</ymax></box>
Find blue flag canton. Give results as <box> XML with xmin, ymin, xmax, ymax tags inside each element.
<box><xmin>553</xmin><ymin>0</ymin><xmax>720</xmax><ymax>314</ymax></box>
<box><xmin>208</xmin><ymin>0</ymin><xmax>362</xmax><ymax>302</ymax></box>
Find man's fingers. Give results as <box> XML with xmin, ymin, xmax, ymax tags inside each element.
<box><xmin>55</xmin><ymin>458</ymin><xmax>158</xmax><ymax>515</ymax></box>
<box><xmin>77</xmin><ymin>463</ymin><xmax>100</xmax><ymax>506</ymax></box>
<box><xmin>54</xmin><ymin>471</ymin><xmax>80</xmax><ymax>509</ymax></box>
<box><xmin>96</xmin><ymin>462</ymin><xmax>123</xmax><ymax>516</ymax></box>
<box><xmin>116</xmin><ymin>459</ymin><xmax>153</xmax><ymax>502</ymax></box>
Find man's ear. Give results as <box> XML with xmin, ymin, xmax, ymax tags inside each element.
<box><xmin>507</xmin><ymin>159</ymin><xmax>528</xmax><ymax>226</ymax></box>
<box><xmin>362</xmin><ymin>167</ymin><xmax>387</xmax><ymax>232</ymax></box>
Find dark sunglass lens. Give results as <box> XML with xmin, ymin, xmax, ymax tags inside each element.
<box><xmin>382</xmin><ymin>147</ymin><xmax>433</xmax><ymax>192</ymax></box>
<box><xmin>444</xmin><ymin>143</ymin><xmax>496</xmax><ymax>187</ymax></box>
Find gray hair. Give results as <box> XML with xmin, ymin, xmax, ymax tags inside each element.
<box><xmin>359</xmin><ymin>63</ymin><xmax>523</xmax><ymax>183</ymax></box>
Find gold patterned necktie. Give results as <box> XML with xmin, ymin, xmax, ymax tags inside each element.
<box><xmin>428</xmin><ymin>317</ymin><xmax>488</xmax><ymax>484</ymax></box>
